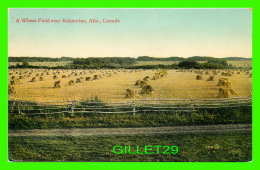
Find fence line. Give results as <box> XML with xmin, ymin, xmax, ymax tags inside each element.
<box><xmin>8</xmin><ymin>96</ymin><xmax>252</xmax><ymax>115</ymax></box>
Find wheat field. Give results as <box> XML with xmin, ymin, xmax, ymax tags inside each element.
<box><xmin>8</xmin><ymin>69</ymin><xmax>252</xmax><ymax>103</ymax></box>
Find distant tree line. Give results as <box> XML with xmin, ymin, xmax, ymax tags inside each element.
<box><xmin>136</xmin><ymin>56</ymin><xmax>185</xmax><ymax>61</ymax></box>
<box><xmin>8</xmin><ymin>56</ymin><xmax>250</xmax><ymax>69</ymax></box>
<box><xmin>136</xmin><ymin>56</ymin><xmax>250</xmax><ymax>62</ymax></box>
<box><xmin>177</xmin><ymin>60</ymin><xmax>229</xmax><ymax>69</ymax></box>
<box><xmin>8</xmin><ymin>57</ymin><xmax>73</xmax><ymax>62</ymax></box>
<box><xmin>9</xmin><ymin>56</ymin><xmax>251</xmax><ymax>63</ymax></box>
<box><xmin>126</xmin><ymin>62</ymin><xmax>229</xmax><ymax>69</ymax></box>
<box><xmin>224</xmin><ymin>57</ymin><xmax>252</xmax><ymax>61</ymax></box>
<box><xmin>72</xmin><ymin>57</ymin><xmax>136</xmax><ymax>68</ymax></box>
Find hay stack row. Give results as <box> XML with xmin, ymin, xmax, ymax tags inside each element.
<box><xmin>28</xmin><ymin>77</ymin><xmax>45</xmax><ymax>82</ymax></box>
<box><xmin>127</xmin><ymin>76</ymin><xmax>154</xmax><ymax>98</ymax></box>
<box><xmin>54</xmin><ymin>72</ymin><xmax>117</xmax><ymax>88</ymax></box>
<box><xmin>195</xmin><ymin>75</ymin><xmax>215</xmax><ymax>81</ymax></box>
<box><xmin>125</xmin><ymin>85</ymin><xmax>154</xmax><ymax>98</ymax></box>
<box><xmin>222</xmin><ymin>72</ymin><xmax>233</xmax><ymax>76</ymax></box>
<box><xmin>151</xmin><ymin>69</ymin><xmax>167</xmax><ymax>80</ymax></box>
<box><xmin>134</xmin><ymin>75</ymin><xmax>151</xmax><ymax>88</ymax></box>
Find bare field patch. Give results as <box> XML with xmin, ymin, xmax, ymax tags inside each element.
<box><xmin>135</xmin><ymin>60</ymin><xmax>252</xmax><ymax>69</ymax></box>
<box><xmin>8</xmin><ymin>69</ymin><xmax>252</xmax><ymax>103</ymax></box>
<box><xmin>227</xmin><ymin>61</ymin><xmax>252</xmax><ymax>69</ymax></box>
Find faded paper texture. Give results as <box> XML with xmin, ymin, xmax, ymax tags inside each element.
<box><xmin>8</xmin><ymin>8</ymin><xmax>252</xmax><ymax>162</ymax></box>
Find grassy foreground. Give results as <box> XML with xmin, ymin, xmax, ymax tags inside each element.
<box><xmin>9</xmin><ymin>106</ymin><xmax>252</xmax><ymax>130</ymax></box>
<box><xmin>9</xmin><ymin>131</ymin><xmax>251</xmax><ymax>162</ymax></box>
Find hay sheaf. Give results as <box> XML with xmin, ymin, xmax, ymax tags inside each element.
<box><xmin>216</xmin><ymin>78</ymin><xmax>230</xmax><ymax>88</ymax></box>
<box><xmin>19</xmin><ymin>75</ymin><xmax>25</xmax><ymax>79</ymax></box>
<box><xmin>151</xmin><ymin>75</ymin><xmax>158</xmax><ymax>80</ymax></box>
<box><xmin>125</xmin><ymin>88</ymin><xmax>134</xmax><ymax>98</ymax></box>
<box><xmin>8</xmin><ymin>85</ymin><xmax>16</xmax><ymax>94</ymax></box>
<box><xmin>39</xmin><ymin>77</ymin><xmax>44</xmax><ymax>81</ymax></box>
<box><xmin>139</xmin><ymin>81</ymin><xmax>148</xmax><ymax>88</ymax></box>
<box><xmin>54</xmin><ymin>80</ymin><xmax>61</xmax><ymax>88</ymax></box>
<box><xmin>143</xmin><ymin>76</ymin><xmax>150</xmax><ymax>82</ymax></box>
<box><xmin>76</xmin><ymin>78</ymin><xmax>83</xmax><ymax>83</ymax></box>
<box><xmin>10</xmin><ymin>79</ymin><xmax>21</xmax><ymax>85</ymax></box>
<box><xmin>196</xmin><ymin>75</ymin><xmax>203</xmax><ymax>80</ymax></box>
<box><xmin>134</xmin><ymin>80</ymin><xmax>142</xmax><ymax>86</ymax></box>
<box><xmin>29</xmin><ymin>77</ymin><xmax>37</xmax><ymax>82</ymax></box>
<box><xmin>151</xmin><ymin>69</ymin><xmax>167</xmax><ymax>80</ymax></box>
<box><xmin>68</xmin><ymin>80</ymin><xmax>74</xmax><ymax>85</ymax></box>
<box><xmin>140</xmin><ymin>85</ymin><xmax>154</xmax><ymax>95</ymax></box>
<box><xmin>207</xmin><ymin>76</ymin><xmax>214</xmax><ymax>81</ymax></box>
<box><xmin>216</xmin><ymin>78</ymin><xmax>237</xmax><ymax>98</ymax></box>
<box><xmin>222</xmin><ymin>72</ymin><xmax>232</xmax><ymax>76</ymax></box>
<box><xmin>85</xmin><ymin>77</ymin><xmax>92</xmax><ymax>81</ymax></box>
<box><xmin>93</xmin><ymin>74</ymin><xmax>102</xmax><ymax>80</ymax></box>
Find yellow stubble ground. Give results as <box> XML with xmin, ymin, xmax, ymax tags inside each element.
<box><xmin>8</xmin><ymin>69</ymin><xmax>252</xmax><ymax>103</ymax></box>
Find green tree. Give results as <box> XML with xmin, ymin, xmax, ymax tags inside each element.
<box><xmin>178</xmin><ymin>61</ymin><xmax>199</xmax><ymax>68</ymax></box>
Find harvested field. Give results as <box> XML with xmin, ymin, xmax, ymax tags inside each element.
<box><xmin>8</xmin><ymin>69</ymin><xmax>252</xmax><ymax>103</ymax></box>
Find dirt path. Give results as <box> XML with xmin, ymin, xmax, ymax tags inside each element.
<box><xmin>9</xmin><ymin>124</ymin><xmax>251</xmax><ymax>137</ymax></box>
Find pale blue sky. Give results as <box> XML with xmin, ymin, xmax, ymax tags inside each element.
<box><xmin>8</xmin><ymin>8</ymin><xmax>252</xmax><ymax>58</ymax></box>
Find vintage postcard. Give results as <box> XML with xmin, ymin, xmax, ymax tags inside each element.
<box><xmin>8</xmin><ymin>8</ymin><xmax>252</xmax><ymax>162</ymax></box>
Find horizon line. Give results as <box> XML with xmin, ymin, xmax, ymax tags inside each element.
<box><xmin>8</xmin><ymin>56</ymin><xmax>252</xmax><ymax>58</ymax></box>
